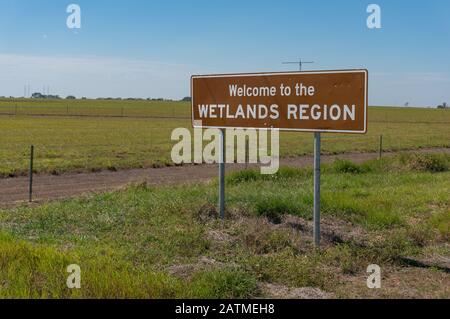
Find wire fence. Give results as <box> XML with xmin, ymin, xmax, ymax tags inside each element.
<box><xmin>1</xmin><ymin>104</ymin><xmax>450</xmax><ymax>124</ymax></box>
<box><xmin>0</xmin><ymin>131</ymin><xmax>448</xmax><ymax>203</ymax></box>
<box><xmin>1</xmin><ymin>132</ymin><xmax>448</xmax><ymax>170</ymax></box>
<box><xmin>0</xmin><ymin>104</ymin><xmax>191</xmax><ymax>120</ymax></box>
<box><xmin>1</xmin><ymin>101</ymin><xmax>449</xmax><ymax>204</ymax></box>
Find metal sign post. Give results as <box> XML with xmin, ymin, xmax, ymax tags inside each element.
<box><xmin>313</xmin><ymin>133</ymin><xmax>321</xmax><ymax>247</ymax></box>
<box><xmin>219</xmin><ymin>129</ymin><xmax>226</xmax><ymax>219</ymax></box>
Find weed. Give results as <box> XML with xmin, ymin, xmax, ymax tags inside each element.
<box><xmin>186</xmin><ymin>268</ymin><xmax>258</xmax><ymax>299</ymax></box>
<box><xmin>254</xmin><ymin>197</ymin><xmax>300</xmax><ymax>224</ymax></box>
<box><xmin>332</xmin><ymin>160</ymin><xmax>366</xmax><ymax>174</ymax></box>
<box><xmin>408</xmin><ymin>154</ymin><xmax>449</xmax><ymax>172</ymax></box>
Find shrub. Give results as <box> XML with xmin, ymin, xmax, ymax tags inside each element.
<box><xmin>187</xmin><ymin>268</ymin><xmax>258</xmax><ymax>299</ymax></box>
<box><xmin>227</xmin><ymin>170</ymin><xmax>260</xmax><ymax>185</ymax></box>
<box><xmin>255</xmin><ymin>197</ymin><xmax>300</xmax><ymax>224</ymax></box>
<box><xmin>332</xmin><ymin>160</ymin><xmax>365</xmax><ymax>174</ymax></box>
<box><xmin>274</xmin><ymin>167</ymin><xmax>311</xmax><ymax>179</ymax></box>
<box><xmin>227</xmin><ymin>167</ymin><xmax>310</xmax><ymax>185</ymax></box>
<box><xmin>429</xmin><ymin>211</ymin><xmax>450</xmax><ymax>241</ymax></box>
<box><xmin>408</xmin><ymin>154</ymin><xmax>449</xmax><ymax>173</ymax></box>
<box><xmin>240</xmin><ymin>219</ymin><xmax>293</xmax><ymax>254</ymax></box>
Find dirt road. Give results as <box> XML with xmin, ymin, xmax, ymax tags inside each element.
<box><xmin>1</xmin><ymin>148</ymin><xmax>448</xmax><ymax>207</ymax></box>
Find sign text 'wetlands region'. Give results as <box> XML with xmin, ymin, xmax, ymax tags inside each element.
<box><xmin>191</xmin><ymin>70</ymin><xmax>368</xmax><ymax>134</ymax></box>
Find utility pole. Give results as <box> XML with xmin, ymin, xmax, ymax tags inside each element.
<box><xmin>282</xmin><ymin>59</ymin><xmax>314</xmax><ymax>72</ymax></box>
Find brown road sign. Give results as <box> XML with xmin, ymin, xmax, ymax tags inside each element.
<box><xmin>191</xmin><ymin>69</ymin><xmax>368</xmax><ymax>134</ymax></box>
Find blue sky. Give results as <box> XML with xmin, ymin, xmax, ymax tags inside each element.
<box><xmin>0</xmin><ymin>0</ymin><xmax>449</xmax><ymax>106</ymax></box>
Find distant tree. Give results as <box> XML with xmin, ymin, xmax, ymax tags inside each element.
<box><xmin>66</xmin><ymin>95</ymin><xmax>76</xmax><ymax>100</ymax></box>
<box><xmin>437</xmin><ymin>102</ymin><xmax>448</xmax><ymax>109</ymax></box>
<box><xmin>181</xmin><ymin>96</ymin><xmax>192</xmax><ymax>102</ymax></box>
<box><xmin>31</xmin><ymin>92</ymin><xmax>44</xmax><ymax>99</ymax></box>
<box><xmin>47</xmin><ymin>95</ymin><xmax>61</xmax><ymax>100</ymax></box>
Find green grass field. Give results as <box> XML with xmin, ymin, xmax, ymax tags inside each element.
<box><xmin>0</xmin><ymin>153</ymin><xmax>448</xmax><ymax>298</ymax></box>
<box><xmin>0</xmin><ymin>98</ymin><xmax>190</xmax><ymax>118</ymax></box>
<box><xmin>0</xmin><ymin>99</ymin><xmax>449</xmax><ymax>177</ymax></box>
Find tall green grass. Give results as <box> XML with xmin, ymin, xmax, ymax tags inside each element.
<box><xmin>0</xmin><ymin>154</ymin><xmax>449</xmax><ymax>298</ymax></box>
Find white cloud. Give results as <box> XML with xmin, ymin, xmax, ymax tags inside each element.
<box><xmin>0</xmin><ymin>54</ymin><xmax>197</xmax><ymax>99</ymax></box>
<box><xmin>0</xmin><ymin>54</ymin><xmax>448</xmax><ymax>107</ymax></box>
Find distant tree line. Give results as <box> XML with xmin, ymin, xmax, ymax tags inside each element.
<box><xmin>94</xmin><ymin>97</ymin><xmax>174</xmax><ymax>101</ymax></box>
<box><xmin>92</xmin><ymin>97</ymin><xmax>192</xmax><ymax>102</ymax></box>
<box><xmin>31</xmin><ymin>93</ymin><xmax>78</xmax><ymax>100</ymax></box>
<box><xmin>437</xmin><ymin>102</ymin><xmax>448</xmax><ymax>109</ymax></box>
<box><xmin>28</xmin><ymin>93</ymin><xmax>192</xmax><ymax>102</ymax></box>
<box><xmin>31</xmin><ymin>92</ymin><xmax>62</xmax><ymax>100</ymax></box>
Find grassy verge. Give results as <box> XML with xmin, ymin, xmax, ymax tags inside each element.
<box><xmin>0</xmin><ymin>153</ymin><xmax>449</xmax><ymax>298</ymax></box>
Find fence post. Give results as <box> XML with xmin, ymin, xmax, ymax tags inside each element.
<box><xmin>379</xmin><ymin>135</ymin><xmax>383</xmax><ymax>159</ymax></box>
<box><xmin>29</xmin><ymin>145</ymin><xmax>34</xmax><ymax>202</ymax></box>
